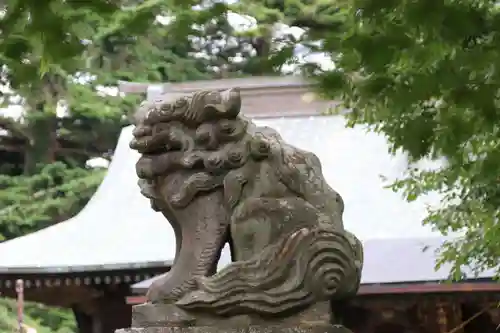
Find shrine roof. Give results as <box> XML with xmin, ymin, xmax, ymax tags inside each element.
<box><xmin>0</xmin><ymin>115</ymin><xmax>454</xmax><ymax>275</ymax></box>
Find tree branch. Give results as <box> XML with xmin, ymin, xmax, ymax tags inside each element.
<box><xmin>289</xmin><ymin>18</ymin><xmax>334</xmax><ymax>31</ymax></box>
<box><xmin>0</xmin><ymin>142</ymin><xmax>24</xmax><ymax>152</ymax></box>
<box><xmin>0</xmin><ymin>115</ymin><xmax>32</xmax><ymax>141</ymax></box>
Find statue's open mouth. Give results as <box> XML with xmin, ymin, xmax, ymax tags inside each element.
<box><xmin>131</xmin><ymin>126</ymin><xmax>175</xmax><ymax>155</ymax></box>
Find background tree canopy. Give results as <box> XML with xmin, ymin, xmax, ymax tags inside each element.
<box><xmin>1</xmin><ymin>0</ymin><xmax>499</xmax><ymax>330</ymax></box>
<box><xmin>310</xmin><ymin>0</ymin><xmax>500</xmax><ymax>279</ymax></box>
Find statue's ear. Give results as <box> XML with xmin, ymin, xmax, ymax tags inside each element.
<box><xmin>204</xmin><ymin>88</ymin><xmax>241</xmax><ymax>119</ymax></box>
<box><xmin>221</xmin><ymin>88</ymin><xmax>241</xmax><ymax>116</ymax></box>
<box><xmin>203</xmin><ymin>103</ymin><xmax>226</xmax><ymax>114</ymax></box>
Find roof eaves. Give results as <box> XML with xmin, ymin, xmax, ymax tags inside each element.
<box><xmin>0</xmin><ymin>260</ymin><xmax>173</xmax><ymax>275</ymax></box>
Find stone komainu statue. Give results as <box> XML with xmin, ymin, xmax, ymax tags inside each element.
<box><xmin>130</xmin><ymin>88</ymin><xmax>363</xmax><ymax>317</ymax></box>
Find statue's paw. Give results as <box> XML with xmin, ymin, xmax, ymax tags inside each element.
<box><xmin>146</xmin><ymin>277</ymin><xmax>178</xmax><ymax>304</ymax></box>
<box><xmin>146</xmin><ymin>285</ymin><xmax>165</xmax><ymax>304</ymax></box>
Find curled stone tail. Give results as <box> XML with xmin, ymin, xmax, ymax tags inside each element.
<box><xmin>176</xmin><ymin>227</ymin><xmax>363</xmax><ymax>316</ymax></box>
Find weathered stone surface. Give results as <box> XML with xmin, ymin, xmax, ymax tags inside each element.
<box><xmin>117</xmin><ymin>325</ymin><xmax>352</xmax><ymax>333</ymax></box>
<box><xmin>131</xmin><ymin>303</ymin><xmax>195</xmax><ymax>327</ymax></box>
<box><xmin>131</xmin><ymin>302</ymin><xmax>333</xmax><ymax>328</ymax></box>
<box><xmin>129</xmin><ymin>88</ymin><xmax>364</xmax><ymax>318</ymax></box>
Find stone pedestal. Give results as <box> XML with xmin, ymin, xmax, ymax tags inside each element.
<box><xmin>115</xmin><ymin>302</ymin><xmax>352</xmax><ymax>333</ymax></box>
<box><xmin>117</xmin><ymin>325</ymin><xmax>351</xmax><ymax>333</ymax></box>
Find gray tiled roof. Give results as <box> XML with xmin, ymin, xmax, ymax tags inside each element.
<box><xmin>0</xmin><ymin>115</ymin><xmax>463</xmax><ymax>277</ymax></box>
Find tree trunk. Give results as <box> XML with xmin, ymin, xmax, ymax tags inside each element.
<box><xmin>23</xmin><ymin>102</ymin><xmax>58</xmax><ymax>175</ymax></box>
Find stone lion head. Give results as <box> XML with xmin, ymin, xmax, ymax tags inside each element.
<box><xmin>129</xmin><ymin>88</ymin><xmax>277</xmax><ymax>212</ymax></box>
